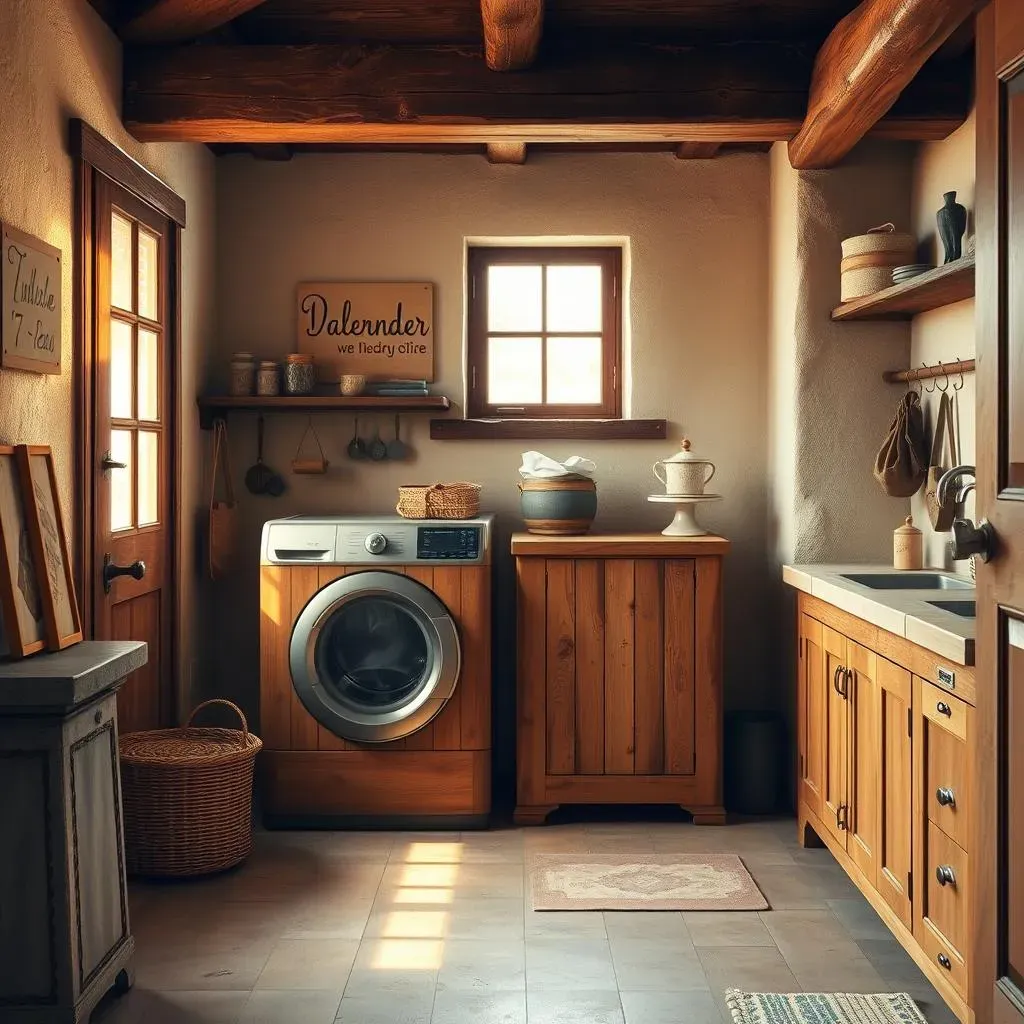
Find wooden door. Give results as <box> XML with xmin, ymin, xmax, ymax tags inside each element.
<box><xmin>91</xmin><ymin>176</ymin><xmax>175</xmax><ymax>733</ymax></box>
<box><xmin>798</xmin><ymin>614</ymin><xmax>825</xmax><ymax>819</ymax></box>
<box><xmin>847</xmin><ymin>642</ymin><xmax>879</xmax><ymax>886</ymax></box>
<box><xmin>977</xmin><ymin>4</ymin><xmax>1024</xmax><ymax>1022</ymax></box>
<box><xmin>876</xmin><ymin>658</ymin><xmax>913</xmax><ymax>930</ymax></box>
<box><xmin>821</xmin><ymin>626</ymin><xmax>849</xmax><ymax>847</ymax></box>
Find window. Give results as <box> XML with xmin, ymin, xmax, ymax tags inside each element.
<box><xmin>467</xmin><ymin>247</ymin><xmax>621</xmax><ymax>419</ymax></box>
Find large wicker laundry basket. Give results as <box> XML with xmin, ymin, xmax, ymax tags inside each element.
<box><xmin>119</xmin><ymin>700</ymin><xmax>262</xmax><ymax>878</ymax></box>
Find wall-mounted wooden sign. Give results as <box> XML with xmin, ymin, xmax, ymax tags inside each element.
<box><xmin>297</xmin><ymin>282</ymin><xmax>434</xmax><ymax>382</ymax></box>
<box><xmin>1</xmin><ymin>223</ymin><xmax>61</xmax><ymax>375</ymax></box>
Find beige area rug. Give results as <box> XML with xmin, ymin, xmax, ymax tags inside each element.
<box><xmin>528</xmin><ymin>853</ymin><xmax>768</xmax><ymax>911</ymax></box>
<box><xmin>724</xmin><ymin>991</ymin><xmax>927</xmax><ymax>1023</ymax></box>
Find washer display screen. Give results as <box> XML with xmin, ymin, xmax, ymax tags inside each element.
<box><xmin>417</xmin><ymin>527</ymin><xmax>480</xmax><ymax>560</ymax></box>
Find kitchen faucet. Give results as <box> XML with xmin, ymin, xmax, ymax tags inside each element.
<box><xmin>936</xmin><ymin>464</ymin><xmax>994</xmax><ymax>562</ymax></box>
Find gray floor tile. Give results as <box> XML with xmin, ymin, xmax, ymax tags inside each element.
<box><xmin>92</xmin><ymin>989</ymin><xmax>250</xmax><ymax>1024</ymax></box>
<box><xmin>335</xmin><ymin>989</ymin><xmax>434</xmax><ymax>1024</ymax></box>
<box><xmin>525</xmin><ymin>937</ymin><xmax>618</xmax><ymax>992</ymax></box>
<box><xmin>431</xmin><ymin>989</ymin><xmax>527</xmax><ymax>1024</ymax></box>
<box><xmin>282</xmin><ymin>897</ymin><xmax>374</xmax><ymax>941</ymax></box>
<box><xmin>683</xmin><ymin>911</ymin><xmax>774</xmax><ymax>948</ymax></box>
<box><xmin>526</xmin><ymin>990</ymin><xmax>625</xmax><ymax>1024</ymax></box>
<box><xmin>786</xmin><ymin>953</ymin><xmax>889</xmax><ymax>993</ymax></box>
<box><xmin>609</xmin><ymin>937</ymin><xmax>708</xmax><ymax>992</ymax></box>
<box><xmin>697</xmin><ymin>945</ymin><xmax>802</xmax><ymax>1016</ymax></box>
<box><xmin>525</xmin><ymin>910</ymin><xmax>607</xmax><ymax>939</ymax></box>
<box><xmin>603</xmin><ymin>912</ymin><xmax>691</xmax><ymax>941</ymax></box>
<box><xmin>827</xmin><ymin>899</ymin><xmax>892</xmax><ymax>941</ymax></box>
<box><xmin>761</xmin><ymin>909</ymin><xmax>864</xmax><ymax>962</ymax></box>
<box><xmin>447</xmin><ymin>897</ymin><xmax>526</xmax><ymax>940</ymax></box>
<box><xmin>239</xmin><ymin>989</ymin><xmax>342</xmax><ymax>1024</ymax></box>
<box><xmin>436</xmin><ymin>939</ymin><xmax>526</xmax><ymax>992</ymax></box>
<box><xmin>255</xmin><ymin>940</ymin><xmax>359</xmax><ymax>991</ymax></box>
<box><xmin>619</xmin><ymin>990</ymin><xmax>726</xmax><ymax>1024</ymax></box>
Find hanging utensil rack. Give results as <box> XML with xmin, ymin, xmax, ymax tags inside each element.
<box><xmin>882</xmin><ymin>358</ymin><xmax>975</xmax><ymax>385</ymax></box>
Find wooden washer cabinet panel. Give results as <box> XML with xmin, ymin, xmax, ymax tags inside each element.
<box><xmin>259</xmin><ymin>562</ymin><xmax>492</xmax><ymax>822</ymax></box>
<box><xmin>512</xmin><ymin>534</ymin><xmax>728</xmax><ymax>825</ymax></box>
<box><xmin>795</xmin><ymin>593</ymin><xmax>975</xmax><ymax>1024</ymax></box>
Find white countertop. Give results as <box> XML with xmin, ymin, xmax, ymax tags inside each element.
<box><xmin>783</xmin><ymin>564</ymin><xmax>975</xmax><ymax>666</ymax></box>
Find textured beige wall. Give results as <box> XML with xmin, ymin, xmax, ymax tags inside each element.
<box><xmin>213</xmin><ymin>151</ymin><xmax>775</xmax><ymax>774</ymax></box>
<box><xmin>0</xmin><ymin>0</ymin><xmax>216</xmax><ymax>715</ymax></box>
<box><xmin>909</xmin><ymin>112</ymin><xmax>976</xmax><ymax>570</ymax></box>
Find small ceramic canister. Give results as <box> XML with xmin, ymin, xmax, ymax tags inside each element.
<box><xmin>893</xmin><ymin>516</ymin><xmax>923</xmax><ymax>570</ymax></box>
<box><xmin>257</xmin><ymin>360</ymin><xmax>280</xmax><ymax>396</ymax></box>
<box><xmin>653</xmin><ymin>439</ymin><xmax>716</xmax><ymax>495</ymax></box>
<box><xmin>229</xmin><ymin>351</ymin><xmax>256</xmax><ymax>396</ymax></box>
<box><xmin>284</xmin><ymin>353</ymin><xmax>316</xmax><ymax>395</ymax></box>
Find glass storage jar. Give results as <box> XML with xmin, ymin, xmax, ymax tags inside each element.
<box><xmin>229</xmin><ymin>352</ymin><xmax>256</xmax><ymax>396</ymax></box>
<box><xmin>257</xmin><ymin>360</ymin><xmax>280</xmax><ymax>396</ymax></box>
<box><xmin>285</xmin><ymin>353</ymin><xmax>316</xmax><ymax>395</ymax></box>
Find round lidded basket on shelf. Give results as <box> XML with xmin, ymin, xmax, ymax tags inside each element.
<box><xmin>840</xmin><ymin>223</ymin><xmax>917</xmax><ymax>301</ymax></box>
<box><xmin>119</xmin><ymin>699</ymin><xmax>262</xmax><ymax>878</ymax></box>
<box><xmin>397</xmin><ymin>482</ymin><xmax>482</xmax><ymax>520</ymax></box>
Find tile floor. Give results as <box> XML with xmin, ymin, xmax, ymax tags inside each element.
<box><xmin>94</xmin><ymin>818</ymin><xmax>959</xmax><ymax>1024</ymax></box>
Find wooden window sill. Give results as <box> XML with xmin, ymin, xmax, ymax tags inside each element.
<box><xmin>429</xmin><ymin>418</ymin><xmax>667</xmax><ymax>440</ymax></box>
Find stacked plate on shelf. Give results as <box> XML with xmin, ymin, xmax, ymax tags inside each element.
<box><xmin>892</xmin><ymin>264</ymin><xmax>934</xmax><ymax>284</ymax></box>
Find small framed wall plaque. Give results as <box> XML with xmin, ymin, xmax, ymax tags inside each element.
<box><xmin>1</xmin><ymin>222</ymin><xmax>61</xmax><ymax>375</ymax></box>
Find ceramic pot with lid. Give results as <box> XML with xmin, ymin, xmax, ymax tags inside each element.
<box><xmin>653</xmin><ymin>439</ymin><xmax>716</xmax><ymax>495</ymax></box>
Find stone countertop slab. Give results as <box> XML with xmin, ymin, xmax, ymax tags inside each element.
<box><xmin>783</xmin><ymin>564</ymin><xmax>974</xmax><ymax>666</ymax></box>
<box><xmin>0</xmin><ymin>640</ymin><xmax>148</xmax><ymax>711</ymax></box>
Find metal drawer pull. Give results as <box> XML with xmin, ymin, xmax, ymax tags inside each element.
<box><xmin>833</xmin><ymin>665</ymin><xmax>845</xmax><ymax>697</ymax></box>
<box><xmin>936</xmin><ymin>865</ymin><xmax>957</xmax><ymax>887</ymax></box>
<box><xmin>936</xmin><ymin>787</ymin><xmax>956</xmax><ymax>807</ymax></box>
<box><xmin>836</xmin><ymin>804</ymin><xmax>849</xmax><ymax>831</ymax></box>
<box><xmin>936</xmin><ymin>701</ymin><xmax>953</xmax><ymax>717</ymax></box>
<box><xmin>937</xmin><ymin>953</ymin><xmax>952</xmax><ymax>970</ymax></box>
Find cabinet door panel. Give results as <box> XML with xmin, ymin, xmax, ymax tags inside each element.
<box><xmin>663</xmin><ymin>559</ymin><xmax>696</xmax><ymax>775</ymax></box>
<box><xmin>821</xmin><ymin>626</ymin><xmax>849</xmax><ymax>847</ymax></box>
<box><xmin>848</xmin><ymin>642</ymin><xmax>879</xmax><ymax>886</ymax></box>
<box><xmin>799</xmin><ymin>615</ymin><xmax>825</xmax><ymax>818</ymax></box>
<box><xmin>604</xmin><ymin>559</ymin><xmax>635</xmax><ymax>775</ymax></box>
<box><xmin>545</xmin><ymin>559</ymin><xmax>576</xmax><ymax>775</ymax></box>
<box><xmin>877</xmin><ymin>657</ymin><xmax>913</xmax><ymax>930</ymax></box>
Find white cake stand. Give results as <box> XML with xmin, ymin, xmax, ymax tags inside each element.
<box><xmin>647</xmin><ymin>494</ymin><xmax>722</xmax><ymax>536</ymax></box>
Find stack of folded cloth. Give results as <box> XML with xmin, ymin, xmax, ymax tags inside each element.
<box><xmin>365</xmin><ymin>379</ymin><xmax>430</xmax><ymax>397</ymax></box>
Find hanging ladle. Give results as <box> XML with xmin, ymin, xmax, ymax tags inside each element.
<box><xmin>245</xmin><ymin>415</ymin><xmax>285</xmax><ymax>496</ymax></box>
<box><xmin>347</xmin><ymin>417</ymin><xmax>366</xmax><ymax>460</ymax></box>
<box><xmin>387</xmin><ymin>415</ymin><xmax>408</xmax><ymax>461</ymax></box>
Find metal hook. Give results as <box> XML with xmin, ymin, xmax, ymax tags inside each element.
<box><xmin>924</xmin><ymin>363</ymin><xmax>937</xmax><ymax>393</ymax></box>
<box><xmin>937</xmin><ymin>361</ymin><xmax>950</xmax><ymax>392</ymax></box>
<box><xmin>953</xmin><ymin>357</ymin><xmax>965</xmax><ymax>391</ymax></box>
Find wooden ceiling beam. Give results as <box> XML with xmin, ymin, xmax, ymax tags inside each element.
<box><xmin>788</xmin><ymin>0</ymin><xmax>982</xmax><ymax>169</ymax></box>
<box><xmin>122</xmin><ymin>42</ymin><xmax>967</xmax><ymax>145</ymax></box>
<box><xmin>481</xmin><ymin>0</ymin><xmax>543</xmax><ymax>70</ymax></box>
<box><xmin>120</xmin><ymin>0</ymin><xmax>270</xmax><ymax>44</ymax></box>
<box><xmin>487</xmin><ymin>142</ymin><xmax>527</xmax><ymax>163</ymax></box>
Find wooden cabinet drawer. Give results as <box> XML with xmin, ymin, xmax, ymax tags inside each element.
<box><xmin>918</xmin><ymin>821</ymin><xmax>969</xmax><ymax>997</ymax></box>
<box><xmin>924</xmin><ymin>708</ymin><xmax>970</xmax><ymax>849</ymax></box>
<box><xmin>921</xmin><ymin>680</ymin><xmax>968</xmax><ymax>740</ymax></box>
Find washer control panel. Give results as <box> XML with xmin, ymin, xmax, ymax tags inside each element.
<box><xmin>417</xmin><ymin>526</ymin><xmax>481</xmax><ymax>561</ymax></box>
<box><xmin>364</xmin><ymin>532</ymin><xmax>388</xmax><ymax>555</ymax></box>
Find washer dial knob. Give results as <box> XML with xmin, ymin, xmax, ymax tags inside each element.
<box><xmin>365</xmin><ymin>532</ymin><xmax>388</xmax><ymax>555</ymax></box>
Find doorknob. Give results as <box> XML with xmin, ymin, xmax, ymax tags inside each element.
<box><xmin>102</xmin><ymin>554</ymin><xmax>146</xmax><ymax>594</ymax></box>
<box><xmin>935</xmin><ymin>864</ymin><xmax>957</xmax><ymax>887</ymax></box>
<box><xmin>950</xmin><ymin>517</ymin><xmax>995</xmax><ymax>562</ymax></box>
<box><xmin>100</xmin><ymin>450</ymin><xmax>127</xmax><ymax>473</ymax></box>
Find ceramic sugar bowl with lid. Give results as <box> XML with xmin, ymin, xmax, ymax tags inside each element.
<box><xmin>653</xmin><ymin>439</ymin><xmax>716</xmax><ymax>495</ymax></box>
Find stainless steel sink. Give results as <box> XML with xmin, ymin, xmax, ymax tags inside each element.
<box><xmin>841</xmin><ymin>572</ymin><xmax>973</xmax><ymax>591</ymax></box>
<box><xmin>927</xmin><ymin>600</ymin><xmax>976</xmax><ymax>618</ymax></box>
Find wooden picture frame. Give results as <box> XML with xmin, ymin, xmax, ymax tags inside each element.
<box><xmin>1</xmin><ymin>221</ymin><xmax>62</xmax><ymax>374</ymax></box>
<box><xmin>15</xmin><ymin>446</ymin><xmax>82</xmax><ymax>651</ymax></box>
<box><xmin>0</xmin><ymin>446</ymin><xmax>47</xmax><ymax>658</ymax></box>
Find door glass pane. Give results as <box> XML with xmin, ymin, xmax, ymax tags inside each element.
<box><xmin>1006</xmin><ymin>72</ymin><xmax>1024</xmax><ymax>489</ymax></box>
<box><xmin>111</xmin><ymin>212</ymin><xmax>133</xmax><ymax>312</ymax></box>
<box><xmin>110</xmin><ymin>429</ymin><xmax>133</xmax><ymax>532</ymax></box>
<box><xmin>137</xmin><ymin>228</ymin><xmax>159</xmax><ymax>321</ymax></box>
<box><xmin>546</xmin><ymin>336</ymin><xmax>603</xmax><ymax>404</ymax></box>
<box><xmin>138</xmin><ymin>329</ymin><xmax>159</xmax><ymax>422</ymax></box>
<box><xmin>315</xmin><ymin>596</ymin><xmax>431</xmax><ymax>711</ymax></box>
<box><xmin>546</xmin><ymin>265</ymin><xmax>603</xmax><ymax>332</ymax></box>
<box><xmin>138</xmin><ymin>430</ymin><xmax>159</xmax><ymax>526</ymax></box>
<box><xmin>487</xmin><ymin>336</ymin><xmax>542</xmax><ymax>404</ymax></box>
<box><xmin>110</xmin><ymin>320</ymin><xmax>134</xmax><ymax>419</ymax></box>
<box><xmin>487</xmin><ymin>265</ymin><xmax>542</xmax><ymax>332</ymax></box>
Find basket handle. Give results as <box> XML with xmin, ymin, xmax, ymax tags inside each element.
<box><xmin>186</xmin><ymin>699</ymin><xmax>249</xmax><ymax>739</ymax></box>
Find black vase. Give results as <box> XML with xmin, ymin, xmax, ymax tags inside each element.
<box><xmin>937</xmin><ymin>190</ymin><xmax>968</xmax><ymax>264</ymax></box>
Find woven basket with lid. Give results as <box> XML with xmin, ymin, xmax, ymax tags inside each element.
<box><xmin>396</xmin><ymin>482</ymin><xmax>482</xmax><ymax>519</ymax></box>
<box><xmin>840</xmin><ymin>223</ymin><xmax>917</xmax><ymax>301</ymax></box>
<box><xmin>119</xmin><ymin>699</ymin><xmax>262</xmax><ymax>877</ymax></box>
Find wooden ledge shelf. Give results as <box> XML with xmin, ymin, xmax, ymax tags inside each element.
<box><xmin>831</xmin><ymin>256</ymin><xmax>975</xmax><ymax>322</ymax></box>
<box><xmin>429</xmin><ymin>418</ymin><xmax>667</xmax><ymax>441</ymax></box>
<box><xmin>198</xmin><ymin>393</ymin><xmax>451</xmax><ymax>429</ymax></box>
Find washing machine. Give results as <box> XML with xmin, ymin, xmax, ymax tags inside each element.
<box><xmin>259</xmin><ymin>515</ymin><xmax>493</xmax><ymax>827</ymax></box>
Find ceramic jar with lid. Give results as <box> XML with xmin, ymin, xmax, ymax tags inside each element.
<box><xmin>230</xmin><ymin>352</ymin><xmax>256</xmax><ymax>396</ymax></box>
<box><xmin>284</xmin><ymin>353</ymin><xmax>316</xmax><ymax>396</ymax></box>
<box><xmin>893</xmin><ymin>516</ymin><xmax>923</xmax><ymax>570</ymax></box>
<box><xmin>653</xmin><ymin>439</ymin><xmax>716</xmax><ymax>495</ymax></box>
<box><xmin>257</xmin><ymin>360</ymin><xmax>280</xmax><ymax>396</ymax></box>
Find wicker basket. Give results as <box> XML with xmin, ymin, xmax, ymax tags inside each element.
<box><xmin>119</xmin><ymin>699</ymin><xmax>262</xmax><ymax>878</ymax></box>
<box><xmin>840</xmin><ymin>223</ymin><xmax>917</xmax><ymax>301</ymax></box>
<box><xmin>396</xmin><ymin>482</ymin><xmax>482</xmax><ymax>520</ymax></box>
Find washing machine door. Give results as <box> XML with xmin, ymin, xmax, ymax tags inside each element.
<box><xmin>289</xmin><ymin>571</ymin><xmax>461</xmax><ymax>743</ymax></box>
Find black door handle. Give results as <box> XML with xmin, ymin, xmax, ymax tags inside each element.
<box><xmin>102</xmin><ymin>555</ymin><xmax>146</xmax><ymax>594</ymax></box>
<box><xmin>100</xmin><ymin>451</ymin><xmax>128</xmax><ymax>472</ymax></box>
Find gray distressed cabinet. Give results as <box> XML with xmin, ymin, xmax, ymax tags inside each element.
<box><xmin>0</xmin><ymin>641</ymin><xmax>147</xmax><ymax>1024</ymax></box>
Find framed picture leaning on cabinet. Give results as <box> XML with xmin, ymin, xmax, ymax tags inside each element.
<box><xmin>15</xmin><ymin>445</ymin><xmax>82</xmax><ymax>651</ymax></box>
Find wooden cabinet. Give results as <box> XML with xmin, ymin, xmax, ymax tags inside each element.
<box><xmin>795</xmin><ymin>593</ymin><xmax>975</xmax><ymax>1024</ymax></box>
<box><xmin>513</xmin><ymin>533</ymin><xmax>728</xmax><ymax>825</ymax></box>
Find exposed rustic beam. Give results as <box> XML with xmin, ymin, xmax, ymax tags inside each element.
<box><xmin>675</xmin><ymin>142</ymin><xmax>721</xmax><ymax>159</ymax></box>
<box><xmin>121</xmin><ymin>0</ymin><xmax>269</xmax><ymax>44</ymax></box>
<box><xmin>123</xmin><ymin>42</ymin><xmax>968</xmax><ymax>145</ymax></box>
<box><xmin>487</xmin><ymin>142</ymin><xmax>527</xmax><ymax>163</ymax></box>
<box><xmin>481</xmin><ymin>0</ymin><xmax>543</xmax><ymax>71</ymax></box>
<box><xmin>789</xmin><ymin>0</ymin><xmax>981</xmax><ymax>169</ymax></box>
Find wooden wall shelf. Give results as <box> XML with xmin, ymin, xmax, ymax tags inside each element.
<box><xmin>430</xmin><ymin>418</ymin><xmax>667</xmax><ymax>441</ymax></box>
<box><xmin>831</xmin><ymin>257</ymin><xmax>975</xmax><ymax>322</ymax></box>
<box><xmin>197</xmin><ymin>394</ymin><xmax>451</xmax><ymax>429</ymax></box>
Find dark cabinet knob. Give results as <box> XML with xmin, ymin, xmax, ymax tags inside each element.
<box><xmin>102</xmin><ymin>555</ymin><xmax>146</xmax><ymax>594</ymax></box>
<box><xmin>937</xmin><ymin>953</ymin><xmax>952</xmax><ymax>970</ymax></box>
<box><xmin>936</xmin><ymin>701</ymin><xmax>953</xmax><ymax>717</ymax></box>
<box><xmin>936</xmin><ymin>865</ymin><xmax>956</xmax><ymax>887</ymax></box>
<box><xmin>936</xmin><ymin>787</ymin><xmax>956</xmax><ymax>808</ymax></box>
